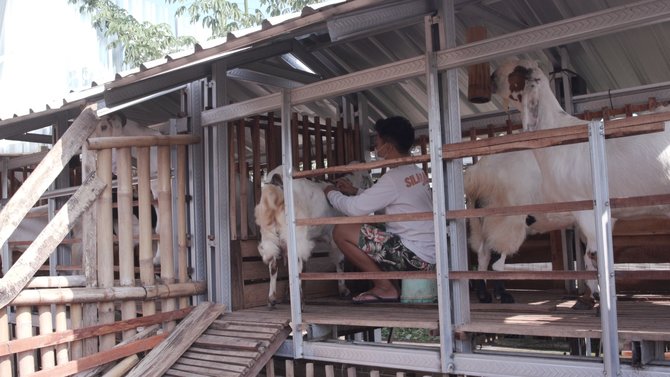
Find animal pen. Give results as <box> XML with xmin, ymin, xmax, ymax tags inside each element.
<box><xmin>0</xmin><ymin>1</ymin><xmax>670</xmax><ymax>377</ymax></box>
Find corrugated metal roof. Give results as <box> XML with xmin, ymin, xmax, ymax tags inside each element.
<box><xmin>2</xmin><ymin>0</ymin><xmax>670</xmax><ymax>141</ymax></box>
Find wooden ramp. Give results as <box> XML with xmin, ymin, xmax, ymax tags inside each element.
<box><xmin>128</xmin><ymin>303</ymin><xmax>291</xmax><ymax>377</ymax></box>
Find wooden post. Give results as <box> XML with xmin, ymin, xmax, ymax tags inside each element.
<box><xmin>158</xmin><ymin>146</ymin><xmax>177</xmax><ymax>329</ymax></box>
<box><xmin>97</xmin><ymin>148</ymin><xmax>115</xmax><ymax>352</ymax></box>
<box><xmin>0</xmin><ymin>308</ymin><xmax>11</xmax><ymax>376</ymax></box>
<box><xmin>0</xmin><ymin>107</ymin><xmax>98</xmax><ymax>248</ymax></box>
<box><xmin>137</xmin><ymin>147</ymin><xmax>156</xmax><ymax>316</ymax></box>
<box><xmin>336</xmin><ymin>119</ymin><xmax>345</xmax><ymax>166</ymax></box>
<box><xmin>266</xmin><ymin>113</ymin><xmax>276</xmax><ymax>170</ymax></box>
<box><xmin>314</xmin><ymin>116</ymin><xmax>323</xmax><ymax>169</ymax></box>
<box><xmin>177</xmin><ymin>145</ymin><xmax>189</xmax><ymax>309</ymax></box>
<box><xmin>302</xmin><ymin>115</ymin><xmax>311</xmax><ymax>170</ymax></box>
<box><xmin>265</xmin><ymin>358</ymin><xmax>276</xmax><ymax>377</ymax></box>
<box><xmin>70</xmin><ymin>304</ymin><xmax>82</xmax><ymax>360</ymax></box>
<box><xmin>38</xmin><ymin>305</ymin><xmax>56</xmax><ymax>369</ymax></box>
<box><xmin>0</xmin><ymin>174</ymin><xmax>106</xmax><ymax>308</ymax></box>
<box><xmin>55</xmin><ymin>304</ymin><xmax>69</xmax><ymax>365</ymax></box>
<box><xmin>16</xmin><ymin>306</ymin><xmax>34</xmax><ymax>375</ymax></box>
<box><xmin>80</xmin><ymin>143</ymin><xmax>98</xmax><ymax>357</ymax></box>
<box><xmin>550</xmin><ymin>230</ymin><xmax>565</xmax><ymax>289</ymax></box>
<box><xmin>117</xmin><ymin>147</ymin><xmax>137</xmax><ymax>339</ymax></box>
<box><xmin>285</xmin><ymin>359</ymin><xmax>295</xmax><ymax>377</ymax></box>
<box><xmin>325</xmin><ymin>364</ymin><xmax>335</xmax><ymax>377</ymax></box>
<box><xmin>291</xmin><ymin>113</ymin><xmax>299</xmax><ymax>169</ymax></box>
<box><xmin>325</xmin><ymin>118</ymin><xmax>333</xmax><ymax>176</ymax></box>
<box><xmin>252</xmin><ymin>116</ymin><xmax>261</xmax><ymax>211</ymax></box>
<box><xmin>353</xmin><ymin>118</ymin><xmax>361</xmax><ymax>162</ymax></box>
<box><xmin>466</xmin><ymin>26</ymin><xmax>491</xmax><ymax>103</ymax></box>
<box><xmin>237</xmin><ymin>120</ymin><xmax>249</xmax><ymax>240</ymax></box>
<box><xmin>228</xmin><ymin>124</ymin><xmax>238</xmax><ymax>240</ymax></box>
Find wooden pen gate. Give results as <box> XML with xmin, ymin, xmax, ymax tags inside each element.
<box><xmin>228</xmin><ymin>112</ymin><xmax>364</xmax><ymax>309</ymax></box>
<box><xmin>0</xmin><ymin>109</ymin><xmax>206</xmax><ymax>377</ymax></box>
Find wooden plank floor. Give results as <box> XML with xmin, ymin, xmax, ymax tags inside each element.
<box><xmin>163</xmin><ymin>312</ymin><xmax>290</xmax><ymax>377</ymax></box>
<box><xmin>233</xmin><ymin>291</ymin><xmax>670</xmax><ymax>342</ymax></box>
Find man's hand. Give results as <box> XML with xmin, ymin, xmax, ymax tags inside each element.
<box><xmin>323</xmin><ymin>185</ymin><xmax>339</xmax><ymax>196</ymax></box>
<box><xmin>335</xmin><ymin>178</ymin><xmax>358</xmax><ymax>196</ymax></box>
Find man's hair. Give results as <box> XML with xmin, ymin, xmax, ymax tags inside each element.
<box><xmin>374</xmin><ymin>116</ymin><xmax>415</xmax><ymax>155</ymax></box>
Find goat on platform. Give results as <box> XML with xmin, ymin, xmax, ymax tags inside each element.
<box><xmin>491</xmin><ymin>58</ymin><xmax>670</xmax><ymax>308</ymax></box>
<box><xmin>465</xmin><ymin>150</ymin><xmax>575</xmax><ymax>303</ymax></box>
<box><xmin>254</xmin><ymin>165</ymin><xmax>372</xmax><ymax>307</ymax></box>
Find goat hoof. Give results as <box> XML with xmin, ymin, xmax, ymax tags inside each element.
<box><xmin>571</xmin><ymin>296</ymin><xmax>595</xmax><ymax>310</ymax></box>
<box><xmin>499</xmin><ymin>292</ymin><xmax>515</xmax><ymax>304</ymax></box>
<box><xmin>477</xmin><ymin>291</ymin><xmax>493</xmax><ymax>303</ymax></box>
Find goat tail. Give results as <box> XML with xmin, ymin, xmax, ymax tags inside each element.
<box><xmin>255</xmin><ymin>184</ymin><xmax>285</xmax><ymax>229</ymax></box>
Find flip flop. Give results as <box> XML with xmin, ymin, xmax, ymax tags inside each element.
<box><xmin>352</xmin><ymin>291</ymin><xmax>399</xmax><ymax>304</ymax></box>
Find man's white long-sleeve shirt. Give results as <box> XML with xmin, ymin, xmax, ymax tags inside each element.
<box><xmin>326</xmin><ymin>164</ymin><xmax>436</xmax><ymax>264</ymax></box>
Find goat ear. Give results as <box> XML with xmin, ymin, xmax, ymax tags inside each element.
<box><xmin>270</xmin><ymin>173</ymin><xmax>283</xmax><ymax>188</ymax></box>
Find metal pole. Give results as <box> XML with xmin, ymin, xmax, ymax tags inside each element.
<box><xmin>588</xmin><ymin>120</ymin><xmax>620</xmax><ymax>376</ymax></box>
<box><xmin>281</xmin><ymin>89</ymin><xmax>304</xmax><ymax>357</ymax></box>
<box><xmin>424</xmin><ymin>14</ymin><xmax>454</xmax><ymax>374</ymax></box>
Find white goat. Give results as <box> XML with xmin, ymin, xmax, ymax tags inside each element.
<box><xmin>491</xmin><ymin>58</ymin><xmax>670</xmax><ymax>306</ymax></box>
<box><xmin>465</xmin><ymin>150</ymin><xmax>575</xmax><ymax>302</ymax></box>
<box><xmin>254</xmin><ymin>165</ymin><xmax>372</xmax><ymax>306</ymax></box>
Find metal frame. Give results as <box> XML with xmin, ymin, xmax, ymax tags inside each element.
<box><xmin>192</xmin><ymin>1</ymin><xmax>670</xmax><ymax>375</ymax></box>
<box><xmin>588</xmin><ymin>120</ymin><xmax>620</xmax><ymax>376</ymax></box>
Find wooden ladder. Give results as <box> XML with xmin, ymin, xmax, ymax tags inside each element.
<box><xmin>128</xmin><ymin>302</ymin><xmax>291</xmax><ymax>377</ymax></box>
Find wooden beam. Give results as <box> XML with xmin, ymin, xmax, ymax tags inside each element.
<box><xmin>0</xmin><ymin>173</ymin><xmax>106</xmax><ymax>308</ymax></box>
<box><xmin>0</xmin><ymin>106</ymin><xmax>98</xmax><ymax>248</ymax></box>
<box><xmin>9</xmin><ymin>281</ymin><xmax>206</xmax><ymax>306</ymax></box>
<box><xmin>0</xmin><ymin>308</ymin><xmax>192</xmax><ymax>357</ymax></box>
<box><xmin>29</xmin><ymin>334</ymin><xmax>166</xmax><ymax>377</ymax></box>
<box><xmin>86</xmin><ymin>134</ymin><xmax>200</xmax><ymax>149</ymax></box>
<box><xmin>126</xmin><ymin>302</ymin><xmax>226</xmax><ymax>377</ymax></box>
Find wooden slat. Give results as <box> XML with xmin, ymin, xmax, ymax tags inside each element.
<box><xmin>204</xmin><ymin>329</ymin><xmax>276</xmax><ymax>340</ymax></box>
<box><xmin>126</xmin><ymin>302</ymin><xmax>225</xmax><ymax>377</ymax></box>
<box><xmin>170</xmin><ymin>362</ymin><xmax>239</xmax><ymax>377</ymax></box>
<box><xmin>0</xmin><ymin>107</ymin><xmax>98</xmax><ymax>248</ymax></box>
<box><xmin>164</xmin><ymin>368</ymin><xmax>210</xmax><ymax>377</ymax></box>
<box><xmin>188</xmin><ymin>346</ymin><xmax>259</xmax><ymax>360</ymax></box>
<box><xmin>0</xmin><ymin>174</ymin><xmax>106</xmax><ymax>308</ymax></box>
<box><xmin>182</xmin><ymin>351</ymin><xmax>254</xmax><ymax>367</ymax></box>
<box><xmin>0</xmin><ymin>308</ymin><xmax>191</xmax><ymax>357</ymax></box>
<box><xmin>29</xmin><ymin>334</ymin><xmax>166</xmax><ymax>377</ymax></box>
<box><xmin>86</xmin><ymin>134</ymin><xmax>200</xmax><ymax>149</ymax></box>
<box><xmin>177</xmin><ymin>355</ymin><xmax>247</xmax><ymax>373</ymax></box>
<box><xmin>194</xmin><ymin>334</ymin><xmax>263</xmax><ymax>350</ymax></box>
<box><xmin>240</xmin><ymin>328</ymin><xmax>290</xmax><ymax>377</ymax></box>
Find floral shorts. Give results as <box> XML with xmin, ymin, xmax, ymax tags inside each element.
<box><xmin>358</xmin><ymin>224</ymin><xmax>435</xmax><ymax>272</ymax></box>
